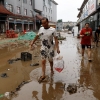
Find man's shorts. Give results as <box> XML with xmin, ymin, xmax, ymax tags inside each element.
<box><xmin>40</xmin><ymin>47</ymin><xmax>54</xmax><ymax>61</ymax></box>
<box><xmin>81</xmin><ymin>45</ymin><xmax>91</xmax><ymax>49</ymax></box>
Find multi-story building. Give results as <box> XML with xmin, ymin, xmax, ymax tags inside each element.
<box><xmin>0</xmin><ymin>0</ymin><xmax>34</xmax><ymax>32</ymax></box>
<box><xmin>0</xmin><ymin>0</ymin><xmax>58</xmax><ymax>33</ymax></box>
<box><xmin>77</xmin><ymin>0</ymin><xmax>100</xmax><ymax>31</ymax></box>
<box><xmin>33</xmin><ymin>0</ymin><xmax>58</xmax><ymax>30</ymax></box>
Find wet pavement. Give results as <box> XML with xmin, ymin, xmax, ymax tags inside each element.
<box><xmin>0</xmin><ymin>33</ymin><xmax>100</xmax><ymax>100</ymax></box>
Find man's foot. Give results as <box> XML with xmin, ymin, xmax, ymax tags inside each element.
<box><xmin>38</xmin><ymin>76</ymin><xmax>46</xmax><ymax>83</ymax></box>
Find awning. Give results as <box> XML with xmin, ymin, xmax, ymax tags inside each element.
<box><xmin>36</xmin><ymin>14</ymin><xmax>43</xmax><ymax>20</ymax></box>
<box><xmin>0</xmin><ymin>5</ymin><xmax>13</xmax><ymax>15</ymax></box>
<box><xmin>49</xmin><ymin>22</ymin><xmax>56</xmax><ymax>26</ymax></box>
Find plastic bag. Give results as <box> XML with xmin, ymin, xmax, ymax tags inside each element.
<box><xmin>54</xmin><ymin>55</ymin><xmax>64</xmax><ymax>73</ymax></box>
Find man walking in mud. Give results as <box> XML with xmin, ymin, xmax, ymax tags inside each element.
<box><xmin>30</xmin><ymin>17</ymin><xmax>60</xmax><ymax>83</ymax></box>
<box><xmin>80</xmin><ymin>23</ymin><xmax>93</xmax><ymax>61</ymax></box>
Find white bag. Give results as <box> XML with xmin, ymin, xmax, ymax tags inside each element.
<box><xmin>54</xmin><ymin>55</ymin><xmax>64</xmax><ymax>73</ymax></box>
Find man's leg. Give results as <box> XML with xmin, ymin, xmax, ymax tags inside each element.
<box><xmin>49</xmin><ymin>60</ymin><xmax>54</xmax><ymax>74</ymax></box>
<box><xmin>41</xmin><ymin>59</ymin><xmax>46</xmax><ymax>78</ymax></box>
<box><xmin>87</xmin><ymin>45</ymin><xmax>91</xmax><ymax>60</ymax></box>
<box><xmin>96</xmin><ymin>39</ymin><xmax>99</xmax><ymax>47</ymax></box>
<box><xmin>81</xmin><ymin>45</ymin><xmax>85</xmax><ymax>57</ymax></box>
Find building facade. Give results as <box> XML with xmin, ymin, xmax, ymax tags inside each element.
<box><xmin>0</xmin><ymin>0</ymin><xmax>58</xmax><ymax>33</ymax></box>
<box><xmin>77</xmin><ymin>0</ymin><xmax>100</xmax><ymax>31</ymax></box>
<box><xmin>0</xmin><ymin>0</ymin><xmax>34</xmax><ymax>32</ymax></box>
<box><xmin>33</xmin><ymin>0</ymin><xmax>58</xmax><ymax>30</ymax></box>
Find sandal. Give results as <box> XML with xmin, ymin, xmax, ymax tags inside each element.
<box><xmin>38</xmin><ymin>76</ymin><xmax>46</xmax><ymax>83</ymax></box>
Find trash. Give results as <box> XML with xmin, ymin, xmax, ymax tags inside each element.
<box><xmin>8</xmin><ymin>58</ymin><xmax>21</xmax><ymax>64</ymax></box>
<box><xmin>54</xmin><ymin>55</ymin><xmax>64</xmax><ymax>73</ymax></box>
<box><xmin>4</xmin><ymin>92</ymin><xmax>10</xmax><ymax>99</ymax></box>
<box><xmin>8</xmin><ymin>59</ymin><xmax>14</xmax><ymax>64</ymax></box>
<box><xmin>1</xmin><ymin>73</ymin><xmax>7</xmax><ymax>78</ymax></box>
<box><xmin>21</xmin><ymin>52</ymin><xmax>32</xmax><ymax>61</ymax></box>
<box><xmin>18</xmin><ymin>32</ymin><xmax>36</xmax><ymax>40</ymax></box>
<box><xmin>30</xmin><ymin>63</ymin><xmax>39</xmax><ymax>66</ymax></box>
<box><xmin>67</xmin><ymin>83</ymin><xmax>77</xmax><ymax>94</ymax></box>
<box><xmin>0</xmin><ymin>94</ymin><xmax>4</xmax><ymax>98</ymax></box>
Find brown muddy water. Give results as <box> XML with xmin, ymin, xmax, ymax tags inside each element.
<box><xmin>0</xmin><ymin>33</ymin><xmax>100</xmax><ymax>100</ymax></box>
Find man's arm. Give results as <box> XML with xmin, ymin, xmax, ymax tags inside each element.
<box><xmin>54</xmin><ymin>36</ymin><xmax>60</xmax><ymax>54</ymax></box>
<box><xmin>80</xmin><ymin>29</ymin><xmax>84</xmax><ymax>38</ymax></box>
<box><xmin>31</xmin><ymin>35</ymin><xmax>39</xmax><ymax>46</ymax></box>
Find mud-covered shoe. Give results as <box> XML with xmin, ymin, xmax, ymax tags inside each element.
<box><xmin>38</xmin><ymin>76</ymin><xmax>46</xmax><ymax>83</ymax></box>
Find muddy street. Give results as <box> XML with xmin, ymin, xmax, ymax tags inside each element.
<box><xmin>0</xmin><ymin>33</ymin><xmax>100</xmax><ymax>100</ymax></box>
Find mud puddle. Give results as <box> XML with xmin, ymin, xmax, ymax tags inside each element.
<box><xmin>1</xmin><ymin>34</ymin><xmax>100</xmax><ymax>100</ymax></box>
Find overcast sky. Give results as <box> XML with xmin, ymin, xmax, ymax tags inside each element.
<box><xmin>54</xmin><ymin>0</ymin><xmax>83</xmax><ymax>22</ymax></box>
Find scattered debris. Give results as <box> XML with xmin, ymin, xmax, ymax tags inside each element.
<box><xmin>67</xmin><ymin>83</ymin><xmax>77</xmax><ymax>94</ymax></box>
<box><xmin>8</xmin><ymin>58</ymin><xmax>21</xmax><ymax>64</ymax></box>
<box><xmin>30</xmin><ymin>63</ymin><xmax>39</xmax><ymax>66</ymax></box>
<box><xmin>1</xmin><ymin>73</ymin><xmax>8</xmax><ymax>78</ymax></box>
<box><xmin>0</xmin><ymin>94</ymin><xmax>4</xmax><ymax>98</ymax></box>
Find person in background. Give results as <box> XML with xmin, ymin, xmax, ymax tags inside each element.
<box><xmin>72</xmin><ymin>28</ymin><xmax>74</xmax><ymax>36</ymax></box>
<box><xmin>30</xmin><ymin>17</ymin><xmax>60</xmax><ymax>83</ymax></box>
<box><xmin>94</xmin><ymin>26</ymin><xmax>100</xmax><ymax>47</ymax></box>
<box><xmin>80</xmin><ymin>23</ymin><xmax>93</xmax><ymax>61</ymax></box>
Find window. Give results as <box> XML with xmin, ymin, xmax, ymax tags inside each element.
<box><xmin>51</xmin><ymin>17</ymin><xmax>52</xmax><ymax>21</ymax></box>
<box><xmin>30</xmin><ymin>10</ymin><xmax>32</xmax><ymax>16</ymax></box>
<box><xmin>48</xmin><ymin>0</ymin><xmax>51</xmax><ymax>6</ymax></box>
<box><xmin>29</xmin><ymin>0</ymin><xmax>32</xmax><ymax>5</ymax></box>
<box><xmin>46</xmin><ymin>7</ymin><xmax>47</xmax><ymax>12</ymax></box>
<box><xmin>49</xmin><ymin>9</ymin><xmax>50</xmax><ymax>13</ymax></box>
<box><xmin>23</xmin><ymin>0</ymin><xmax>27</xmax><ymax>3</ymax></box>
<box><xmin>49</xmin><ymin>16</ymin><xmax>50</xmax><ymax>20</ymax></box>
<box><xmin>8</xmin><ymin>4</ymin><xmax>13</xmax><ymax>12</ymax></box>
<box><xmin>17</xmin><ymin>7</ymin><xmax>21</xmax><ymax>14</ymax></box>
<box><xmin>51</xmin><ymin>10</ymin><xmax>52</xmax><ymax>14</ymax></box>
<box><xmin>43</xmin><ymin>0</ymin><xmax>45</xmax><ymax>6</ymax></box>
<box><xmin>24</xmin><ymin>9</ymin><xmax>27</xmax><ymax>15</ymax></box>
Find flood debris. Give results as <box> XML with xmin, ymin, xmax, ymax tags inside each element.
<box><xmin>30</xmin><ymin>63</ymin><xmax>39</xmax><ymax>66</ymax></box>
<box><xmin>2</xmin><ymin>80</ymin><xmax>32</xmax><ymax>99</ymax></box>
<box><xmin>1</xmin><ymin>73</ymin><xmax>8</xmax><ymax>78</ymax></box>
<box><xmin>67</xmin><ymin>83</ymin><xmax>77</xmax><ymax>94</ymax></box>
<box><xmin>8</xmin><ymin>58</ymin><xmax>21</xmax><ymax>64</ymax></box>
<box><xmin>21</xmin><ymin>52</ymin><xmax>32</xmax><ymax>61</ymax></box>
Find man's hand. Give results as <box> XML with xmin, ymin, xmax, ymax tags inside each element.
<box><xmin>80</xmin><ymin>35</ymin><xmax>84</xmax><ymax>38</ymax></box>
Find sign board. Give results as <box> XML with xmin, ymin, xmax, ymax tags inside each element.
<box><xmin>88</xmin><ymin>0</ymin><xmax>96</xmax><ymax>15</ymax></box>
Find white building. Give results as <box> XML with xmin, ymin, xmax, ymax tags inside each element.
<box><xmin>34</xmin><ymin>0</ymin><xmax>58</xmax><ymax>29</ymax></box>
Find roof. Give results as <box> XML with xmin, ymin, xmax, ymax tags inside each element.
<box><xmin>77</xmin><ymin>0</ymin><xmax>88</xmax><ymax>18</ymax></box>
<box><xmin>9</xmin><ymin>14</ymin><xmax>34</xmax><ymax>21</ymax></box>
<box><xmin>52</xmin><ymin>0</ymin><xmax>58</xmax><ymax>5</ymax></box>
<box><xmin>0</xmin><ymin>4</ymin><xmax>13</xmax><ymax>15</ymax></box>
